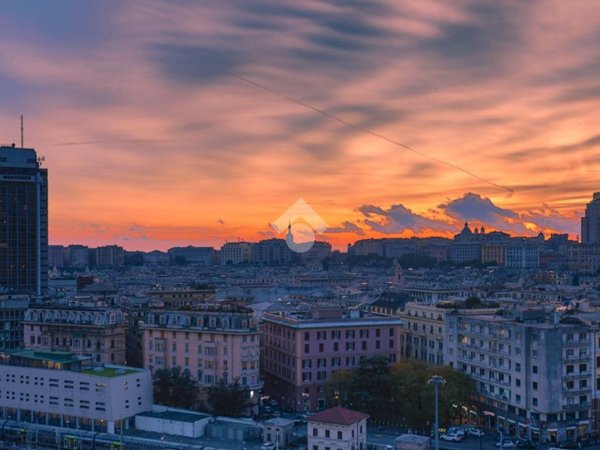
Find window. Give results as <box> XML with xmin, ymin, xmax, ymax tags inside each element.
<box><xmin>313</xmin><ymin>428</ymin><xmax>318</xmax><ymax>436</ymax></box>
<box><xmin>325</xmin><ymin>430</ymin><xmax>330</xmax><ymax>438</ymax></box>
<box><xmin>337</xmin><ymin>431</ymin><xmax>343</xmax><ymax>439</ymax></box>
<box><xmin>532</xmin><ymin>382</ymin><xmax>538</xmax><ymax>390</ymax></box>
<box><xmin>532</xmin><ymin>365</ymin><xmax>538</xmax><ymax>374</ymax></box>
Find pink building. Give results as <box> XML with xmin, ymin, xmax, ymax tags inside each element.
<box><xmin>262</xmin><ymin>308</ymin><xmax>402</xmax><ymax>412</ymax></box>
<box><xmin>141</xmin><ymin>303</ymin><xmax>262</xmax><ymax>393</ymax></box>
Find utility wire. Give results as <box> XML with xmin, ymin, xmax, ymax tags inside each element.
<box><xmin>228</xmin><ymin>71</ymin><xmax>514</xmax><ymax>196</ymax></box>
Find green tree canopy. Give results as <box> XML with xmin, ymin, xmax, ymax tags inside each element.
<box><xmin>325</xmin><ymin>358</ymin><xmax>476</xmax><ymax>429</ymax></box>
<box><xmin>152</xmin><ymin>366</ymin><xmax>199</xmax><ymax>409</ymax></box>
<box><xmin>207</xmin><ymin>378</ymin><xmax>251</xmax><ymax>417</ymax></box>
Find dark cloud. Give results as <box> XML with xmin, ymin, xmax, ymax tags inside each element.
<box><xmin>151</xmin><ymin>44</ymin><xmax>243</xmax><ymax>83</ymax></box>
<box><xmin>439</xmin><ymin>192</ymin><xmax>518</xmax><ymax>223</ymax></box>
<box><xmin>325</xmin><ymin>221</ymin><xmax>364</xmax><ymax>235</ymax></box>
<box><xmin>359</xmin><ymin>203</ymin><xmax>454</xmax><ymax>234</ymax></box>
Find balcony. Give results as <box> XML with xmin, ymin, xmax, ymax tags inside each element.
<box><xmin>563</xmin><ymin>372</ymin><xmax>591</xmax><ymax>379</ymax></box>
<box><xmin>563</xmin><ymin>403</ymin><xmax>591</xmax><ymax>411</ymax></box>
<box><xmin>564</xmin><ymin>355</ymin><xmax>590</xmax><ymax>363</ymax></box>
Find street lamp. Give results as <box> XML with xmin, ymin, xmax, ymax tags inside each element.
<box><xmin>427</xmin><ymin>375</ymin><xmax>446</xmax><ymax>450</ymax></box>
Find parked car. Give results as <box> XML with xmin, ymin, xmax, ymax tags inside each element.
<box><xmin>441</xmin><ymin>432</ymin><xmax>464</xmax><ymax>442</ymax></box>
<box><xmin>496</xmin><ymin>440</ymin><xmax>516</xmax><ymax>449</ymax></box>
<box><xmin>515</xmin><ymin>440</ymin><xmax>536</xmax><ymax>449</ymax></box>
<box><xmin>468</xmin><ymin>428</ymin><xmax>485</xmax><ymax>437</ymax></box>
<box><xmin>262</xmin><ymin>443</ymin><xmax>276</xmax><ymax>450</ymax></box>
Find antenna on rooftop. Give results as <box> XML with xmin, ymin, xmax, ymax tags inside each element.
<box><xmin>20</xmin><ymin>114</ymin><xmax>24</xmax><ymax>148</ymax></box>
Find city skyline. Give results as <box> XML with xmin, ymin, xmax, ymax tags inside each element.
<box><xmin>1</xmin><ymin>1</ymin><xmax>599</xmax><ymax>251</ymax></box>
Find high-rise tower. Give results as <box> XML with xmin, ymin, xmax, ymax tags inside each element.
<box><xmin>581</xmin><ymin>192</ymin><xmax>600</xmax><ymax>244</ymax></box>
<box><xmin>0</xmin><ymin>144</ymin><xmax>48</xmax><ymax>297</ymax></box>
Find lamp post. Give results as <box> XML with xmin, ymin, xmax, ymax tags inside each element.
<box><xmin>428</xmin><ymin>376</ymin><xmax>446</xmax><ymax>450</ymax></box>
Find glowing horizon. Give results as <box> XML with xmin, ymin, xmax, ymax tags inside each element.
<box><xmin>1</xmin><ymin>1</ymin><xmax>598</xmax><ymax>251</ymax></box>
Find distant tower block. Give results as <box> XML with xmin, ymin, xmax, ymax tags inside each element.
<box><xmin>581</xmin><ymin>193</ymin><xmax>600</xmax><ymax>244</ymax></box>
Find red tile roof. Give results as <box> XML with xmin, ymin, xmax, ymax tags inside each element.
<box><xmin>308</xmin><ymin>406</ymin><xmax>369</xmax><ymax>425</ymax></box>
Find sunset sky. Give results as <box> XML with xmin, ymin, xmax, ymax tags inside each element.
<box><xmin>0</xmin><ymin>1</ymin><xmax>598</xmax><ymax>251</ymax></box>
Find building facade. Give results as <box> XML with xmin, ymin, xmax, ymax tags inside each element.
<box><xmin>262</xmin><ymin>308</ymin><xmax>402</xmax><ymax>412</ymax></box>
<box><xmin>307</xmin><ymin>406</ymin><xmax>368</xmax><ymax>450</ymax></box>
<box><xmin>23</xmin><ymin>302</ymin><xmax>127</xmax><ymax>365</ymax></box>
<box><xmin>0</xmin><ymin>296</ymin><xmax>29</xmax><ymax>351</ymax></box>
<box><xmin>581</xmin><ymin>193</ymin><xmax>600</xmax><ymax>244</ymax></box>
<box><xmin>221</xmin><ymin>242</ymin><xmax>253</xmax><ymax>266</ymax></box>
<box><xmin>399</xmin><ymin>302</ymin><xmax>498</xmax><ymax>366</ymax></box>
<box><xmin>48</xmin><ymin>245</ymin><xmax>65</xmax><ymax>268</ymax></box>
<box><xmin>140</xmin><ymin>303</ymin><xmax>262</xmax><ymax>392</ymax></box>
<box><xmin>146</xmin><ymin>287</ymin><xmax>216</xmax><ymax>309</ymax></box>
<box><xmin>0</xmin><ymin>145</ymin><xmax>48</xmax><ymax>296</ymax></box>
<box><xmin>446</xmin><ymin>309</ymin><xmax>594</xmax><ymax>444</ymax></box>
<box><xmin>0</xmin><ymin>349</ymin><xmax>152</xmax><ymax>434</ymax></box>
<box><xmin>65</xmin><ymin>245</ymin><xmax>89</xmax><ymax>268</ymax></box>
<box><xmin>95</xmin><ymin>245</ymin><xmax>125</xmax><ymax>267</ymax></box>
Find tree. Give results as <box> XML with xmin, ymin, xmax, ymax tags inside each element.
<box><xmin>325</xmin><ymin>356</ymin><xmax>396</xmax><ymax>422</ymax></box>
<box><xmin>152</xmin><ymin>367</ymin><xmax>199</xmax><ymax>409</ymax></box>
<box><xmin>207</xmin><ymin>378</ymin><xmax>251</xmax><ymax>417</ymax></box>
<box><xmin>464</xmin><ymin>296</ymin><xmax>482</xmax><ymax>309</ymax></box>
<box><xmin>325</xmin><ymin>358</ymin><xmax>476</xmax><ymax>429</ymax></box>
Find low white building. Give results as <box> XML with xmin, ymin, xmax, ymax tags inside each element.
<box><xmin>135</xmin><ymin>407</ymin><xmax>211</xmax><ymax>437</ymax></box>
<box><xmin>0</xmin><ymin>349</ymin><xmax>152</xmax><ymax>434</ymax></box>
<box><xmin>308</xmin><ymin>406</ymin><xmax>368</xmax><ymax>450</ymax></box>
<box><xmin>263</xmin><ymin>417</ymin><xmax>294</xmax><ymax>447</ymax></box>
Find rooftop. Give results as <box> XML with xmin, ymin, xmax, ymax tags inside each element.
<box><xmin>308</xmin><ymin>406</ymin><xmax>369</xmax><ymax>425</ymax></box>
<box><xmin>80</xmin><ymin>367</ymin><xmax>140</xmax><ymax>378</ymax></box>
<box><xmin>8</xmin><ymin>349</ymin><xmax>87</xmax><ymax>365</ymax></box>
<box><xmin>137</xmin><ymin>410</ymin><xmax>210</xmax><ymax>423</ymax></box>
<box><xmin>0</xmin><ymin>350</ymin><xmax>144</xmax><ymax>376</ymax></box>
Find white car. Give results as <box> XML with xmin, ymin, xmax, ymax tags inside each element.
<box><xmin>469</xmin><ymin>428</ymin><xmax>485</xmax><ymax>437</ymax></box>
<box><xmin>262</xmin><ymin>443</ymin><xmax>276</xmax><ymax>450</ymax></box>
<box><xmin>441</xmin><ymin>432</ymin><xmax>464</xmax><ymax>442</ymax></box>
<box><xmin>495</xmin><ymin>441</ymin><xmax>515</xmax><ymax>449</ymax></box>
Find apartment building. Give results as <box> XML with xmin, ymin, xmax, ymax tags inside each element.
<box><xmin>262</xmin><ymin>308</ymin><xmax>402</xmax><ymax>412</ymax></box>
<box><xmin>23</xmin><ymin>301</ymin><xmax>127</xmax><ymax>365</ymax></box>
<box><xmin>140</xmin><ymin>303</ymin><xmax>262</xmax><ymax>392</ymax></box>
<box><xmin>399</xmin><ymin>302</ymin><xmax>497</xmax><ymax>366</ymax></box>
<box><xmin>0</xmin><ymin>349</ymin><xmax>152</xmax><ymax>434</ymax></box>
<box><xmin>445</xmin><ymin>309</ymin><xmax>595</xmax><ymax>444</ymax></box>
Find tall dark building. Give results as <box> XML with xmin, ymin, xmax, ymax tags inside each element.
<box><xmin>581</xmin><ymin>192</ymin><xmax>600</xmax><ymax>244</ymax></box>
<box><xmin>0</xmin><ymin>145</ymin><xmax>48</xmax><ymax>297</ymax></box>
